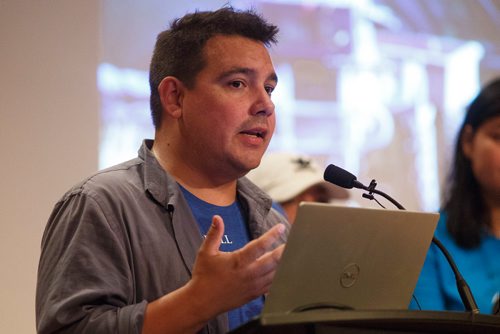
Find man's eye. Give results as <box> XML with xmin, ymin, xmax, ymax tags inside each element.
<box><xmin>230</xmin><ymin>81</ymin><xmax>243</xmax><ymax>88</ymax></box>
<box><xmin>265</xmin><ymin>86</ymin><xmax>275</xmax><ymax>96</ymax></box>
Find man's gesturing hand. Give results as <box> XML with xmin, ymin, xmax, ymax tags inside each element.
<box><xmin>187</xmin><ymin>215</ymin><xmax>285</xmax><ymax>319</ymax></box>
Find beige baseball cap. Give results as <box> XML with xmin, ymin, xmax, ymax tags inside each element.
<box><xmin>246</xmin><ymin>152</ymin><xmax>349</xmax><ymax>203</ymax></box>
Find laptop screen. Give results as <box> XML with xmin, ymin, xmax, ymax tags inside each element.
<box><xmin>262</xmin><ymin>202</ymin><xmax>439</xmax><ymax>316</ymax></box>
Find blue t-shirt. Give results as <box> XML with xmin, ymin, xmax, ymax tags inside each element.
<box><xmin>179</xmin><ymin>185</ymin><xmax>264</xmax><ymax>329</ymax></box>
<box><xmin>271</xmin><ymin>201</ymin><xmax>287</xmax><ymax>220</ymax></box>
<box><xmin>410</xmin><ymin>212</ymin><xmax>500</xmax><ymax>314</ymax></box>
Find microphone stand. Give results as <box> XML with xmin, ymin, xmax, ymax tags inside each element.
<box><xmin>361</xmin><ymin>180</ymin><xmax>404</xmax><ymax>210</ymax></box>
<box><xmin>359</xmin><ymin>179</ymin><xmax>480</xmax><ymax>314</ymax></box>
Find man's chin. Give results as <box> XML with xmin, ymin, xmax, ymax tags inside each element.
<box><xmin>228</xmin><ymin>147</ymin><xmax>267</xmax><ymax>174</ymax></box>
<box><xmin>234</xmin><ymin>157</ymin><xmax>263</xmax><ymax>177</ymax></box>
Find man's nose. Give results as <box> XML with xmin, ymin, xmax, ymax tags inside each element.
<box><xmin>250</xmin><ymin>88</ymin><xmax>275</xmax><ymax>117</ymax></box>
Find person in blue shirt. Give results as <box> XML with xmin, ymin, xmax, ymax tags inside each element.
<box><xmin>411</xmin><ymin>78</ymin><xmax>500</xmax><ymax>314</ymax></box>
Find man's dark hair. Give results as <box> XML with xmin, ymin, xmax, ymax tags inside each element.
<box><xmin>149</xmin><ymin>7</ymin><xmax>279</xmax><ymax>129</ymax></box>
<box><xmin>443</xmin><ymin>77</ymin><xmax>500</xmax><ymax>248</ymax></box>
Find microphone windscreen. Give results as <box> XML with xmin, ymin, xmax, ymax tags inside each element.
<box><xmin>323</xmin><ymin>164</ymin><xmax>357</xmax><ymax>189</ymax></box>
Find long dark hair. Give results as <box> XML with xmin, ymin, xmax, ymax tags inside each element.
<box><xmin>443</xmin><ymin>77</ymin><xmax>500</xmax><ymax>248</ymax></box>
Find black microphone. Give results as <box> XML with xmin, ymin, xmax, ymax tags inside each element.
<box><xmin>324</xmin><ymin>164</ymin><xmax>404</xmax><ymax>210</ymax></box>
<box><xmin>323</xmin><ymin>163</ymin><xmax>480</xmax><ymax>314</ymax></box>
<box><xmin>323</xmin><ymin>164</ymin><xmax>365</xmax><ymax>189</ymax></box>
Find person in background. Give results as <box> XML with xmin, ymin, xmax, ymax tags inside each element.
<box><xmin>36</xmin><ymin>7</ymin><xmax>289</xmax><ymax>334</ymax></box>
<box><xmin>411</xmin><ymin>77</ymin><xmax>500</xmax><ymax>314</ymax></box>
<box><xmin>246</xmin><ymin>152</ymin><xmax>349</xmax><ymax>223</ymax></box>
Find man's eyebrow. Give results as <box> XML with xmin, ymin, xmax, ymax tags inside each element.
<box><xmin>217</xmin><ymin>67</ymin><xmax>278</xmax><ymax>83</ymax></box>
<box><xmin>268</xmin><ymin>72</ymin><xmax>278</xmax><ymax>84</ymax></box>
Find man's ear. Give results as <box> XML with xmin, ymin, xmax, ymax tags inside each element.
<box><xmin>461</xmin><ymin>125</ymin><xmax>474</xmax><ymax>159</ymax></box>
<box><xmin>158</xmin><ymin>76</ymin><xmax>184</xmax><ymax>119</ymax></box>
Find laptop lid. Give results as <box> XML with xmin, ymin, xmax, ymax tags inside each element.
<box><xmin>262</xmin><ymin>202</ymin><xmax>439</xmax><ymax>316</ymax></box>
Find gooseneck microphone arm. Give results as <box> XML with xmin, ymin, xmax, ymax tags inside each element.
<box><xmin>350</xmin><ymin>178</ymin><xmax>405</xmax><ymax>210</ymax></box>
<box><xmin>323</xmin><ymin>164</ymin><xmax>480</xmax><ymax>314</ymax></box>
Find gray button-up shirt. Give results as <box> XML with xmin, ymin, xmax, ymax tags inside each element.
<box><xmin>36</xmin><ymin>140</ymin><xmax>289</xmax><ymax>334</ymax></box>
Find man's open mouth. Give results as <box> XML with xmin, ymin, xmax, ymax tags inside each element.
<box><xmin>241</xmin><ymin>129</ymin><xmax>265</xmax><ymax>138</ymax></box>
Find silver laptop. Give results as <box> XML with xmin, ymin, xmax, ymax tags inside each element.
<box><xmin>263</xmin><ymin>202</ymin><xmax>439</xmax><ymax>316</ymax></box>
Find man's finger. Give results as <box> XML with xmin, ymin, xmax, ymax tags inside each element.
<box><xmin>251</xmin><ymin>244</ymin><xmax>285</xmax><ymax>277</ymax></box>
<box><xmin>237</xmin><ymin>223</ymin><xmax>285</xmax><ymax>265</ymax></box>
<box><xmin>199</xmin><ymin>215</ymin><xmax>225</xmax><ymax>255</ymax></box>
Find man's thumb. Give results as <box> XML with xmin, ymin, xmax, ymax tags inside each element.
<box><xmin>201</xmin><ymin>215</ymin><xmax>225</xmax><ymax>254</ymax></box>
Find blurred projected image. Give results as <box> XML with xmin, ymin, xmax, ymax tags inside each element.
<box><xmin>98</xmin><ymin>64</ymin><xmax>151</xmax><ymax>169</ymax></box>
<box><xmin>98</xmin><ymin>0</ymin><xmax>500</xmax><ymax>211</ymax></box>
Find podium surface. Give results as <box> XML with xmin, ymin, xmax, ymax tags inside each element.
<box><xmin>230</xmin><ymin>310</ymin><xmax>500</xmax><ymax>334</ymax></box>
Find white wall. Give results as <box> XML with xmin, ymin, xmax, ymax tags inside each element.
<box><xmin>0</xmin><ymin>1</ymin><xmax>100</xmax><ymax>333</ymax></box>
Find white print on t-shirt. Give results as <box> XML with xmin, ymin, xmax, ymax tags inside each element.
<box><xmin>201</xmin><ymin>234</ymin><xmax>233</xmax><ymax>245</ymax></box>
<box><xmin>221</xmin><ymin>234</ymin><xmax>233</xmax><ymax>244</ymax></box>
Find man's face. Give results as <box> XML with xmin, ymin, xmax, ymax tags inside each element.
<box><xmin>179</xmin><ymin>35</ymin><xmax>277</xmax><ymax>182</ymax></box>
